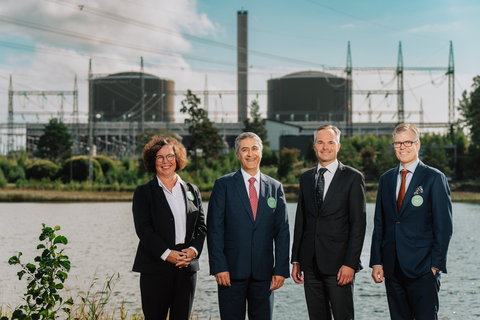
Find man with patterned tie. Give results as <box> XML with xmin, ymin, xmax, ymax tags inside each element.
<box><xmin>291</xmin><ymin>125</ymin><xmax>366</xmax><ymax>320</ymax></box>
<box><xmin>370</xmin><ymin>123</ymin><xmax>453</xmax><ymax>320</ymax></box>
<box><xmin>207</xmin><ymin>132</ymin><xmax>290</xmax><ymax>320</ymax></box>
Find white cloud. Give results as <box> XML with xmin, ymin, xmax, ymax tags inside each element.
<box><xmin>0</xmin><ymin>0</ymin><xmax>221</xmax><ymax>124</ymax></box>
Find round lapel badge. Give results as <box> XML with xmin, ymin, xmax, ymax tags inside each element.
<box><xmin>186</xmin><ymin>191</ymin><xmax>195</xmax><ymax>201</ymax></box>
<box><xmin>411</xmin><ymin>195</ymin><xmax>423</xmax><ymax>207</ymax></box>
<box><xmin>267</xmin><ymin>197</ymin><xmax>276</xmax><ymax>208</ymax></box>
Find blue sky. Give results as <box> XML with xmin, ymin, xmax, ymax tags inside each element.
<box><xmin>0</xmin><ymin>0</ymin><xmax>478</xmax><ymax>127</ymax></box>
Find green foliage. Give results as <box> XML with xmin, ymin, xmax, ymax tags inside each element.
<box><xmin>5</xmin><ymin>224</ymin><xmax>73</xmax><ymax>320</ymax></box>
<box><xmin>136</xmin><ymin>128</ymin><xmax>182</xmax><ymax>153</ymax></box>
<box><xmin>458</xmin><ymin>75</ymin><xmax>480</xmax><ymax>179</ymax></box>
<box><xmin>0</xmin><ymin>168</ymin><xmax>7</xmax><ymax>188</ymax></box>
<box><xmin>35</xmin><ymin>118</ymin><xmax>73</xmax><ymax>163</ymax></box>
<box><xmin>136</xmin><ymin>157</ymin><xmax>149</xmax><ymax>179</ymax></box>
<box><xmin>305</xmin><ymin>139</ymin><xmax>317</xmax><ymax>163</ymax></box>
<box><xmin>105</xmin><ymin>166</ymin><xmax>138</xmax><ymax>185</ymax></box>
<box><xmin>452</xmin><ymin>130</ymin><xmax>469</xmax><ymax>180</ymax></box>
<box><xmin>7</xmin><ymin>166</ymin><xmax>25</xmax><ymax>183</ymax></box>
<box><xmin>0</xmin><ymin>156</ymin><xmax>14</xmax><ymax>181</ymax></box>
<box><xmin>0</xmin><ymin>156</ymin><xmax>26</xmax><ymax>183</ymax></box>
<box><xmin>243</xmin><ymin>99</ymin><xmax>269</xmax><ymax>146</ymax></box>
<box><xmin>374</xmin><ymin>145</ymin><xmax>397</xmax><ymax>178</ymax></box>
<box><xmin>60</xmin><ymin>156</ymin><xmax>103</xmax><ymax>182</ymax></box>
<box><xmin>278</xmin><ymin>148</ymin><xmax>300</xmax><ymax>179</ymax></box>
<box><xmin>26</xmin><ymin>160</ymin><xmax>60</xmax><ymax>180</ymax></box>
<box><xmin>458</xmin><ymin>76</ymin><xmax>480</xmax><ymax>147</ymax></box>
<box><xmin>180</xmin><ymin>90</ymin><xmax>224</xmax><ymax>162</ymax></box>
<box><xmin>121</xmin><ymin>157</ymin><xmax>133</xmax><ymax>171</ymax></box>
<box><xmin>338</xmin><ymin>138</ymin><xmax>363</xmax><ymax>171</ymax></box>
<box><xmin>421</xmin><ymin>133</ymin><xmax>453</xmax><ymax>177</ymax></box>
<box><xmin>16</xmin><ymin>150</ymin><xmax>29</xmax><ymax>170</ymax></box>
<box><xmin>93</xmin><ymin>156</ymin><xmax>115</xmax><ymax>176</ymax></box>
<box><xmin>261</xmin><ymin>145</ymin><xmax>278</xmax><ymax>166</ymax></box>
<box><xmin>360</xmin><ymin>146</ymin><xmax>377</xmax><ymax>181</ymax></box>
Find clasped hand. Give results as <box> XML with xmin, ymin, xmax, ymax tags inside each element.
<box><xmin>166</xmin><ymin>248</ymin><xmax>195</xmax><ymax>268</ymax></box>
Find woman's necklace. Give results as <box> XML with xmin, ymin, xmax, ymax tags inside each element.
<box><xmin>160</xmin><ymin>175</ymin><xmax>177</xmax><ymax>193</ymax></box>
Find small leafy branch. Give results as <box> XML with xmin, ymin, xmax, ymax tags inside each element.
<box><xmin>2</xmin><ymin>224</ymin><xmax>73</xmax><ymax>320</ymax></box>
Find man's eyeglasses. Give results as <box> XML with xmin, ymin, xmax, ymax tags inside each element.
<box><xmin>156</xmin><ymin>154</ymin><xmax>175</xmax><ymax>162</ymax></box>
<box><xmin>392</xmin><ymin>140</ymin><xmax>418</xmax><ymax>148</ymax></box>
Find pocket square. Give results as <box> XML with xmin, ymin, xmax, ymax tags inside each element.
<box><xmin>414</xmin><ymin>186</ymin><xmax>423</xmax><ymax>195</ymax></box>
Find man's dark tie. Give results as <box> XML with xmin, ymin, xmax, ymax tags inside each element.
<box><xmin>397</xmin><ymin>169</ymin><xmax>409</xmax><ymax>212</ymax></box>
<box><xmin>316</xmin><ymin>168</ymin><xmax>328</xmax><ymax>210</ymax></box>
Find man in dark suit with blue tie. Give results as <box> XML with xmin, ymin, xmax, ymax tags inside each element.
<box><xmin>207</xmin><ymin>132</ymin><xmax>290</xmax><ymax>320</ymax></box>
<box><xmin>291</xmin><ymin>125</ymin><xmax>366</xmax><ymax>320</ymax></box>
<box><xmin>370</xmin><ymin>123</ymin><xmax>453</xmax><ymax>320</ymax></box>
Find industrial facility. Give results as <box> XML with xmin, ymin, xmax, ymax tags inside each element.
<box><xmin>91</xmin><ymin>72</ymin><xmax>174</xmax><ymax>123</ymax></box>
<box><xmin>267</xmin><ymin>71</ymin><xmax>349</xmax><ymax>122</ymax></box>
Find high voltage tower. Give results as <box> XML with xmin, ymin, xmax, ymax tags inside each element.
<box><xmin>7</xmin><ymin>74</ymin><xmax>79</xmax><ymax>154</ymax></box>
<box><xmin>168</xmin><ymin>41</ymin><xmax>455</xmax><ymax>137</ymax></box>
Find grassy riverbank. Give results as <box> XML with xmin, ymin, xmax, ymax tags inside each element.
<box><xmin>1</xmin><ymin>187</ymin><xmax>480</xmax><ymax>203</ymax></box>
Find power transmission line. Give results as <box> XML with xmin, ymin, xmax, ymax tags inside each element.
<box><xmin>42</xmin><ymin>0</ymin><xmax>335</xmax><ymax>68</ymax></box>
<box><xmin>0</xmin><ymin>15</ymin><xmax>236</xmax><ymax>67</ymax></box>
<box><xmin>302</xmin><ymin>0</ymin><xmax>448</xmax><ymax>42</ymax></box>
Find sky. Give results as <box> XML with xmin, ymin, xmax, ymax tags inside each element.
<box><xmin>0</xmin><ymin>0</ymin><xmax>479</xmax><ymax>127</ymax></box>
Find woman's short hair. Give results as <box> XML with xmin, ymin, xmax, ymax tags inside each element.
<box><xmin>142</xmin><ymin>135</ymin><xmax>187</xmax><ymax>173</ymax></box>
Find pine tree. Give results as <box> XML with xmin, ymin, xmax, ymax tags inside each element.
<box><xmin>36</xmin><ymin>118</ymin><xmax>72</xmax><ymax>163</ymax></box>
<box><xmin>180</xmin><ymin>90</ymin><xmax>224</xmax><ymax>171</ymax></box>
<box><xmin>243</xmin><ymin>100</ymin><xmax>269</xmax><ymax>146</ymax></box>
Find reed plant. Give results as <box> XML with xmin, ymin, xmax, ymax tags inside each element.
<box><xmin>69</xmin><ymin>273</ymin><xmax>143</xmax><ymax>320</ymax></box>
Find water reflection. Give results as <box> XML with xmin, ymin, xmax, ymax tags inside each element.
<box><xmin>0</xmin><ymin>202</ymin><xmax>479</xmax><ymax>319</ymax></box>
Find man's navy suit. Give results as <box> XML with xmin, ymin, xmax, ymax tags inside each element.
<box><xmin>207</xmin><ymin>170</ymin><xmax>290</xmax><ymax>319</ymax></box>
<box><xmin>370</xmin><ymin>160</ymin><xmax>453</xmax><ymax>319</ymax></box>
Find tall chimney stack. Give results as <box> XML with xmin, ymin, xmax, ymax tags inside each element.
<box><xmin>237</xmin><ymin>10</ymin><xmax>248</xmax><ymax>122</ymax></box>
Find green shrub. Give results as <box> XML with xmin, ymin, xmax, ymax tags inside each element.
<box><xmin>7</xmin><ymin>166</ymin><xmax>25</xmax><ymax>182</ymax></box>
<box><xmin>36</xmin><ymin>178</ymin><xmax>65</xmax><ymax>190</ymax></box>
<box><xmin>121</xmin><ymin>170</ymin><xmax>138</xmax><ymax>185</ymax></box>
<box><xmin>277</xmin><ymin>148</ymin><xmax>300</xmax><ymax>179</ymax></box>
<box><xmin>26</xmin><ymin>159</ymin><xmax>60</xmax><ymax>180</ymax></box>
<box><xmin>94</xmin><ymin>155</ymin><xmax>115</xmax><ymax>175</ymax></box>
<box><xmin>61</xmin><ymin>156</ymin><xmax>103</xmax><ymax>182</ymax></box>
<box><xmin>15</xmin><ymin>178</ymin><xmax>29</xmax><ymax>189</ymax></box>
<box><xmin>262</xmin><ymin>146</ymin><xmax>278</xmax><ymax>166</ymax></box>
<box><xmin>121</xmin><ymin>157</ymin><xmax>134</xmax><ymax>171</ymax></box>
<box><xmin>136</xmin><ymin>157</ymin><xmax>148</xmax><ymax>177</ymax></box>
<box><xmin>0</xmin><ymin>168</ymin><xmax>7</xmax><ymax>189</ymax></box>
<box><xmin>111</xmin><ymin>181</ymin><xmax>120</xmax><ymax>191</ymax></box>
<box><xmin>15</xmin><ymin>150</ymin><xmax>29</xmax><ymax>170</ymax></box>
<box><xmin>0</xmin><ymin>157</ymin><xmax>13</xmax><ymax>179</ymax></box>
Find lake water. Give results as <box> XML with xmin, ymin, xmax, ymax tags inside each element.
<box><xmin>0</xmin><ymin>202</ymin><xmax>479</xmax><ymax>319</ymax></box>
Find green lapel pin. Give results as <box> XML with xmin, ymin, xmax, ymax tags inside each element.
<box><xmin>411</xmin><ymin>195</ymin><xmax>423</xmax><ymax>207</ymax></box>
<box><xmin>267</xmin><ymin>197</ymin><xmax>276</xmax><ymax>208</ymax></box>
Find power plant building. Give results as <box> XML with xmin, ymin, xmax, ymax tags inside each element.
<box><xmin>267</xmin><ymin>71</ymin><xmax>350</xmax><ymax>122</ymax></box>
<box><xmin>91</xmin><ymin>72</ymin><xmax>175</xmax><ymax>122</ymax></box>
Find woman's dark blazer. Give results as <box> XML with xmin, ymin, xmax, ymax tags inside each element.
<box><xmin>132</xmin><ymin>177</ymin><xmax>206</xmax><ymax>274</ymax></box>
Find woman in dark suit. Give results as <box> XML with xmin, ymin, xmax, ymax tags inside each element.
<box><xmin>132</xmin><ymin>135</ymin><xmax>206</xmax><ymax>320</ymax></box>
